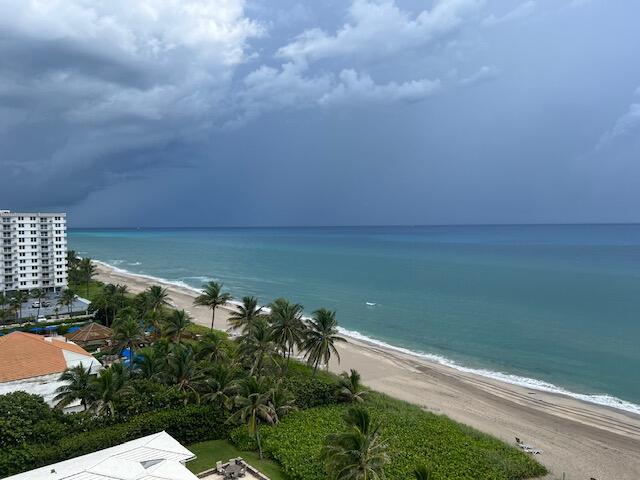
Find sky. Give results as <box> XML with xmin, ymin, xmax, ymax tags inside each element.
<box><xmin>0</xmin><ymin>0</ymin><xmax>639</xmax><ymax>228</ymax></box>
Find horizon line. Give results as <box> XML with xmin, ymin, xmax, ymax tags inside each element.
<box><xmin>67</xmin><ymin>222</ymin><xmax>640</xmax><ymax>230</ymax></box>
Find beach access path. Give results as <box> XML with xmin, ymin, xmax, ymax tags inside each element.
<box><xmin>94</xmin><ymin>262</ymin><xmax>640</xmax><ymax>480</ymax></box>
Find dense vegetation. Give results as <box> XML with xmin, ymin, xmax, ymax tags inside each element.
<box><xmin>231</xmin><ymin>395</ymin><xmax>546</xmax><ymax>480</ymax></box>
<box><xmin>0</xmin><ymin>254</ymin><xmax>546</xmax><ymax>479</ymax></box>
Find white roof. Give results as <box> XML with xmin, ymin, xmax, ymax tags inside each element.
<box><xmin>5</xmin><ymin>431</ymin><xmax>198</xmax><ymax>480</ymax></box>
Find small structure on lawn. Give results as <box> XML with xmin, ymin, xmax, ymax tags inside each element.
<box><xmin>197</xmin><ymin>458</ymin><xmax>270</xmax><ymax>480</ymax></box>
<box><xmin>65</xmin><ymin>321</ymin><xmax>113</xmax><ymax>350</ymax></box>
<box><xmin>3</xmin><ymin>431</ymin><xmax>197</xmax><ymax>480</ymax></box>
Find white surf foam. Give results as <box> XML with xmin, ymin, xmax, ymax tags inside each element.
<box><xmin>338</xmin><ymin>327</ymin><xmax>640</xmax><ymax>416</ymax></box>
<box><xmin>93</xmin><ymin>259</ymin><xmax>640</xmax><ymax>416</ymax></box>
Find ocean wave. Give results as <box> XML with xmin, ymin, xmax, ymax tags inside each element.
<box><xmin>338</xmin><ymin>327</ymin><xmax>640</xmax><ymax>416</ymax></box>
<box><xmin>127</xmin><ymin>261</ymin><xmax>142</xmax><ymax>266</ymax></box>
<box><xmin>93</xmin><ymin>260</ymin><xmax>205</xmax><ymax>294</ymax></box>
<box><xmin>92</xmin><ymin>258</ymin><xmax>640</xmax><ymax>416</ymax></box>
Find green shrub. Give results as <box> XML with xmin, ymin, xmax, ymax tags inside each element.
<box><xmin>0</xmin><ymin>404</ymin><xmax>230</xmax><ymax>477</ymax></box>
<box><xmin>0</xmin><ymin>392</ymin><xmax>69</xmax><ymax>448</ymax></box>
<box><xmin>113</xmin><ymin>380</ymin><xmax>187</xmax><ymax>419</ymax></box>
<box><xmin>281</xmin><ymin>361</ymin><xmax>339</xmax><ymax>409</ymax></box>
<box><xmin>251</xmin><ymin>394</ymin><xmax>546</xmax><ymax>480</ymax></box>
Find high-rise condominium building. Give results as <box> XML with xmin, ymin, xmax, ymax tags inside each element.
<box><xmin>0</xmin><ymin>210</ymin><xmax>68</xmax><ymax>294</ymax></box>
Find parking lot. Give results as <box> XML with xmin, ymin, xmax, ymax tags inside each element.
<box><xmin>15</xmin><ymin>292</ymin><xmax>90</xmax><ymax>321</ymax></box>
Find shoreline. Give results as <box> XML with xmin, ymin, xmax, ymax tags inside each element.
<box><xmin>93</xmin><ymin>260</ymin><xmax>640</xmax><ymax>479</ymax></box>
<box><xmin>92</xmin><ymin>259</ymin><xmax>640</xmax><ymax>417</ymax></box>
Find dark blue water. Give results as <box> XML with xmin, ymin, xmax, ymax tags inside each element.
<box><xmin>68</xmin><ymin>225</ymin><xmax>640</xmax><ymax>413</ymax></box>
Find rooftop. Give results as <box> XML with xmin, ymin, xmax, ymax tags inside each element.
<box><xmin>4</xmin><ymin>431</ymin><xmax>198</xmax><ymax>480</ymax></box>
<box><xmin>0</xmin><ymin>331</ymin><xmax>96</xmax><ymax>382</ymax></box>
<box><xmin>65</xmin><ymin>322</ymin><xmax>114</xmax><ymax>344</ymax></box>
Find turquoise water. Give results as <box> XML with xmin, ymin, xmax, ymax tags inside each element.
<box><xmin>69</xmin><ymin>225</ymin><xmax>640</xmax><ymax>413</ymax></box>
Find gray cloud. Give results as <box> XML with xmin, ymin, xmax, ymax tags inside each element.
<box><xmin>1</xmin><ymin>0</ymin><xmax>639</xmax><ymax>226</ymax></box>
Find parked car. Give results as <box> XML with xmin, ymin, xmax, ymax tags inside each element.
<box><xmin>31</xmin><ymin>302</ymin><xmax>40</xmax><ymax>308</ymax></box>
<box><xmin>36</xmin><ymin>315</ymin><xmax>47</xmax><ymax>323</ymax></box>
<box><xmin>42</xmin><ymin>301</ymin><xmax>50</xmax><ymax>307</ymax></box>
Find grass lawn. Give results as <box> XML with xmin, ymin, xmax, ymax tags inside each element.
<box><xmin>187</xmin><ymin>439</ymin><xmax>287</xmax><ymax>480</ymax></box>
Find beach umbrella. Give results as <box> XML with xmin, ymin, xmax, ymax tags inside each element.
<box><xmin>30</xmin><ymin>327</ymin><xmax>43</xmax><ymax>333</ymax></box>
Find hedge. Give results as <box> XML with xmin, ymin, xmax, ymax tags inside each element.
<box><xmin>0</xmin><ymin>404</ymin><xmax>230</xmax><ymax>477</ymax></box>
<box><xmin>232</xmin><ymin>394</ymin><xmax>547</xmax><ymax>480</ymax></box>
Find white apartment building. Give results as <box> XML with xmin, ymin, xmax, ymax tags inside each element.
<box><xmin>1</xmin><ymin>210</ymin><xmax>68</xmax><ymax>293</ymax></box>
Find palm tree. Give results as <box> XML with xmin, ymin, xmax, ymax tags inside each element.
<box><xmin>230</xmin><ymin>376</ymin><xmax>276</xmax><ymax>459</ymax></box>
<box><xmin>269</xmin><ymin>298</ymin><xmax>305</xmax><ymax>368</ymax></box>
<box><xmin>146</xmin><ymin>285</ymin><xmax>170</xmax><ymax>314</ymax></box>
<box><xmin>58</xmin><ymin>288</ymin><xmax>76</xmax><ymax>315</ymax></box>
<box><xmin>11</xmin><ymin>291</ymin><xmax>28</xmax><ymax>322</ymax></box>
<box><xmin>322</xmin><ymin>407</ymin><xmax>389</xmax><ymax>480</ymax></box>
<box><xmin>163</xmin><ymin>344</ymin><xmax>206</xmax><ymax>400</ymax></box>
<box><xmin>78</xmin><ymin>258</ymin><xmax>97</xmax><ymax>297</ymax></box>
<box><xmin>162</xmin><ymin>309</ymin><xmax>192</xmax><ymax>342</ymax></box>
<box><xmin>31</xmin><ymin>288</ymin><xmax>43</xmax><ymax>319</ymax></box>
<box><xmin>196</xmin><ymin>331</ymin><xmax>228</xmax><ymax>363</ymax></box>
<box><xmin>238</xmin><ymin>318</ymin><xmax>279</xmax><ymax>375</ymax></box>
<box><xmin>91</xmin><ymin>364</ymin><xmax>129</xmax><ymax>416</ymax></box>
<box><xmin>413</xmin><ymin>465</ymin><xmax>433</xmax><ymax>480</ymax></box>
<box><xmin>228</xmin><ymin>296</ymin><xmax>264</xmax><ymax>333</ymax></box>
<box><xmin>133</xmin><ymin>346</ymin><xmax>164</xmax><ymax>381</ymax></box>
<box><xmin>194</xmin><ymin>281</ymin><xmax>231</xmax><ymax>331</ymax></box>
<box><xmin>53</xmin><ymin>364</ymin><xmax>95</xmax><ymax>411</ymax></box>
<box><xmin>270</xmin><ymin>380</ymin><xmax>296</xmax><ymax>422</ymax></box>
<box><xmin>202</xmin><ymin>364</ymin><xmax>241</xmax><ymax>409</ymax></box>
<box><xmin>338</xmin><ymin>369</ymin><xmax>368</xmax><ymax>404</ymax></box>
<box><xmin>112</xmin><ymin>308</ymin><xmax>146</xmax><ymax>368</ymax></box>
<box><xmin>303</xmin><ymin>308</ymin><xmax>347</xmax><ymax>376</ymax></box>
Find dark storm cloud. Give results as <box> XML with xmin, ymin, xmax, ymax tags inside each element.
<box><xmin>0</xmin><ymin>0</ymin><xmax>639</xmax><ymax>226</ymax></box>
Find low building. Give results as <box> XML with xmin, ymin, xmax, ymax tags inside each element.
<box><xmin>65</xmin><ymin>321</ymin><xmax>114</xmax><ymax>350</ymax></box>
<box><xmin>0</xmin><ymin>331</ymin><xmax>100</xmax><ymax>412</ymax></box>
<box><xmin>4</xmin><ymin>431</ymin><xmax>198</xmax><ymax>480</ymax></box>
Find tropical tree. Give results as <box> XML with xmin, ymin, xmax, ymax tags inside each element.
<box><xmin>322</xmin><ymin>407</ymin><xmax>389</xmax><ymax>480</ymax></box>
<box><xmin>303</xmin><ymin>308</ymin><xmax>347</xmax><ymax>376</ymax></box>
<box><xmin>78</xmin><ymin>258</ymin><xmax>97</xmax><ymax>297</ymax></box>
<box><xmin>195</xmin><ymin>331</ymin><xmax>229</xmax><ymax>363</ymax></box>
<box><xmin>238</xmin><ymin>318</ymin><xmax>279</xmax><ymax>375</ymax></box>
<box><xmin>30</xmin><ymin>288</ymin><xmax>43</xmax><ymax>319</ymax></box>
<box><xmin>10</xmin><ymin>291</ymin><xmax>28</xmax><ymax>322</ymax></box>
<box><xmin>228</xmin><ymin>296</ymin><xmax>264</xmax><ymax>333</ymax></box>
<box><xmin>194</xmin><ymin>281</ymin><xmax>231</xmax><ymax>331</ymax></box>
<box><xmin>202</xmin><ymin>364</ymin><xmax>242</xmax><ymax>409</ymax></box>
<box><xmin>53</xmin><ymin>364</ymin><xmax>95</xmax><ymax>411</ymax></box>
<box><xmin>269</xmin><ymin>298</ymin><xmax>305</xmax><ymax>369</ymax></box>
<box><xmin>163</xmin><ymin>344</ymin><xmax>206</xmax><ymax>399</ymax></box>
<box><xmin>112</xmin><ymin>307</ymin><xmax>146</xmax><ymax>368</ymax></box>
<box><xmin>133</xmin><ymin>346</ymin><xmax>164</xmax><ymax>381</ymax></box>
<box><xmin>413</xmin><ymin>465</ymin><xmax>433</xmax><ymax>480</ymax></box>
<box><xmin>91</xmin><ymin>364</ymin><xmax>129</xmax><ymax>416</ymax></box>
<box><xmin>146</xmin><ymin>285</ymin><xmax>170</xmax><ymax>314</ymax></box>
<box><xmin>230</xmin><ymin>376</ymin><xmax>276</xmax><ymax>459</ymax></box>
<box><xmin>269</xmin><ymin>379</ymin><xmax>297</xmax><ymax>422</ymax></box>
<box><xmin>162</xmin><ymin>309</ymin><xmax>192</xmax><ymax>342</ymax></box>
<box><xmin>338</xmin><ymin>369</ymin><xmax>368</xmax><ymax>404</ymax></box>
<box><xmin>58</xmin><ymin>288</ymin><xmax>76</xmax><ymax>315</ymax></box>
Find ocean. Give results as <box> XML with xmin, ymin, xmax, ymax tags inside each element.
<box><xmin>68</xmin><ymin>225</ymin><xmax>640</xmax><ymax>414</ymax></box>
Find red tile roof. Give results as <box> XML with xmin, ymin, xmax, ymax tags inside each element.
<box><xmin>0</xmin><ymin>331</ymin><xmax>94</xmax><ymax>382</ymax></box>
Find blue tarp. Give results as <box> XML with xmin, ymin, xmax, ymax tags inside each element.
<box><xmin>66</xmin><ymin>326</ymin><xmax>81</xmax><ymax>333</ymax></box>
<box><xmin>30</xmin><ymin>327</ymin><xmax>43</xmax><ymax>333</ymax></box>
<box><xmin>44</xmin><ymin>325</ymin><xmax>58</xmax><ymax>331</ymax></box>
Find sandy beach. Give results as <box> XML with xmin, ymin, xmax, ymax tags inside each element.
<box><xmin>94</xmin><ymin>262</ymin><xmax>640</xmax><ymax>480</ymax></box>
